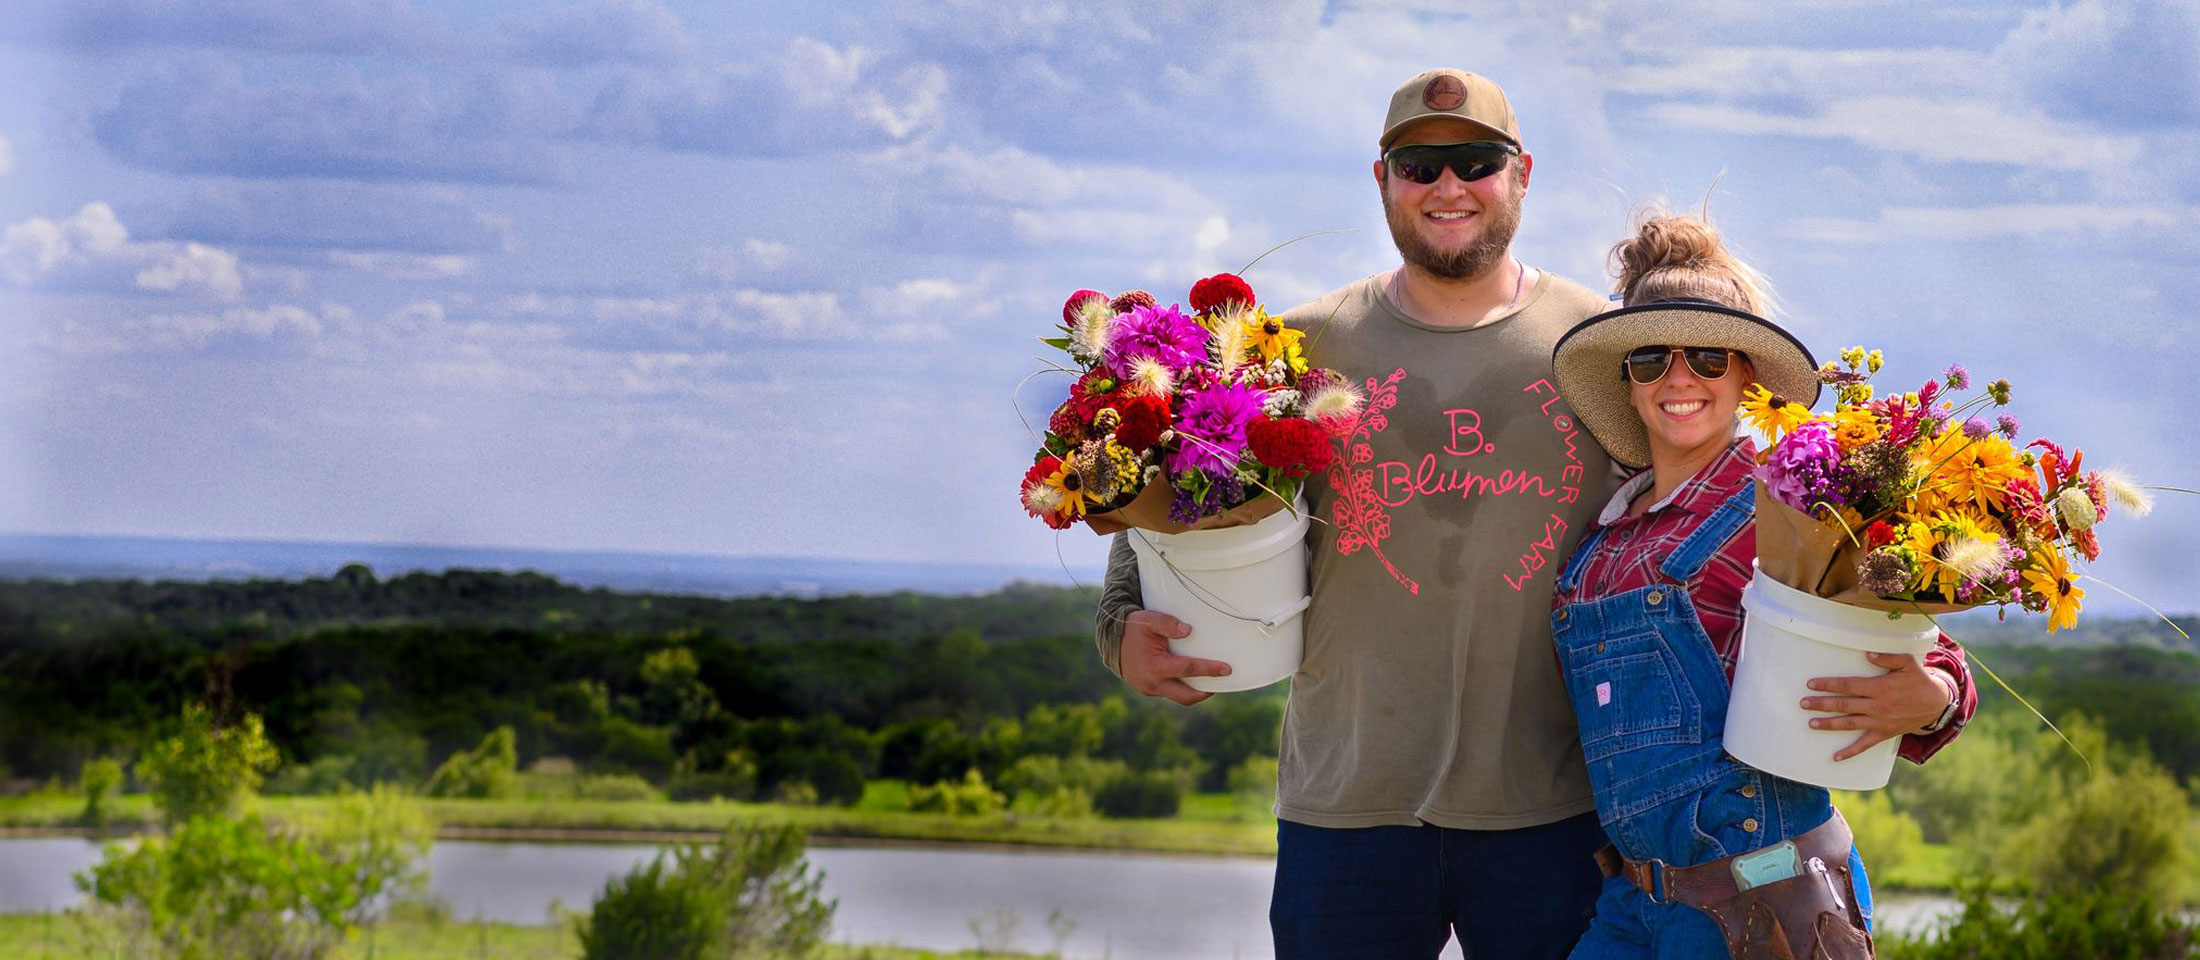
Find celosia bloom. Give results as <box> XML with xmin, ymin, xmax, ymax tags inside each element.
<box><xmin>1167</xmin><ymin>382</ymin><xmax>1265</xmax><ymax>477</ymax></box>
<box><xmin>1104</xmin><ymin>305</ymin><xmax>1209</xmax><ymax>380</ymax></box>
<box><xmin>1113</xmin><ymin>393</ymin><xmax>1172</xmax><ymax>453</ymax></box>
<box><xmin>1247</xmin><ymin>415</ymin><xmax>1336</xmax><ymax>479</ymax></box>
<box><xmin>1757</xmin><ymin>420</ymin><xmax>1847</xmax><ymax>514</ymax></box>
<box><xmin>1189</xmin><ymin>273</ymin><xmax>1256</xmax><ymax>316</ymax></box>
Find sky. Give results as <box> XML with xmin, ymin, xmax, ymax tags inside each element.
<box><xmin>1</xmin><ymin>0</ymin><xmax>2196</xmax><ymax>613</ymax></box>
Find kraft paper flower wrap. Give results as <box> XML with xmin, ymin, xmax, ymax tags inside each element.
<box><xmin>1083</xmin><ymin>479</ymin><xmax>1291</xmax><ymax>535</ymax></box>
<box><xmin>1743</xmin><ymin>349</ymin><xmax>2158</xmax><ymax>629</ymax></box>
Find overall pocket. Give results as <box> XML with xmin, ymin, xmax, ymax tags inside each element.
<box><xmin>1559</xmin><ymin>630</ymin><xmax>1704</xmax><ymax>763</ymax></box>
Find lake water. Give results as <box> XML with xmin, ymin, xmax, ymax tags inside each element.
<box><xmin>0</xmin><ymin>837</ymin><xmax>1958</xmax><ymax>959</ymax></box>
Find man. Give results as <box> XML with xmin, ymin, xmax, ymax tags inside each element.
<box><xmin>1096</xmin><ymin>69</ymin><xmax>1619</xmax><ymax>959</ymax></box>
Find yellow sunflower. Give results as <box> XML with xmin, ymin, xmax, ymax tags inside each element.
<box><xmin>1923</xmin><ymin>509</ymin><xmax>2002</xmax><ymax>596</ymax></box>
<box><xmin>1740</xmin><ymin>383</ymin><xmax>1818</xmax><ymax>441</ymax></box>
<box><xmin>2019</xmin><ymin>546</ymin><xmax>2084</xmax><ymax>633</ymax></box>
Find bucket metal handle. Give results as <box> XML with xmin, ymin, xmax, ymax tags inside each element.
<box><xmin>1129</xmin><ymin>528</ymin><xmax>1311</xmax><ymax>631</ymax></box>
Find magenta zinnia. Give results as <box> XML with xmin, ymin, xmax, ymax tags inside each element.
<box><xmin>1167</xmin><ymin>382</ymin><xmax>1264</xmax><ymax>477</ymax></box>
<box><xmin>1103</xmin><ymin>304</ymin><xmax>1208</xmax><ymax>380</ymax></box>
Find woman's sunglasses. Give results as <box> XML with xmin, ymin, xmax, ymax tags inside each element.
<box><xmin>1382</xmin><ymin>140</ymin><xmax>1519</xmax><ymax>185</ymax></box>
<box><xmin>1624</xmin><ymin>346</ymin><xmax>1744</xmax><ymax>385</ymax></box>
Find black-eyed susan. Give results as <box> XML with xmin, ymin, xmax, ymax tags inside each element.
<box><xmin>2019</xmin><ymin>547</ymin><xmax>2084</xmax><ymax>633</ymax></box>
<box><xmin>1740</xmin><ymin>382</ymin><xmax>1815</xmax><ymax>441</ymax></box>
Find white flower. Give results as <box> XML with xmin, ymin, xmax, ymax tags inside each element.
<box><xmin>1262</xmin><ymin>389</ymin><xmax>1301</xmax><ymax>418</ymax></box>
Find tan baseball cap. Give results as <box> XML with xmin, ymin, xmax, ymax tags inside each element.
<box><xmin>1379</xmin><ymin>69</ymin><xmax>1520</xmax><ymax>152</ymax></box>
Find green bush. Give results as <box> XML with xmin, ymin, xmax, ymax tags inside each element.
<box><xmin>1227</xmin><ymin>755</ymin><xmax>1279</xmax><ymax>822</ymax></box>
<box><xmin>1093</xmin><ymin>768</ymin><xmax>1188</xmax><ymax>819</ymax></box>
<box><xmin>75</xmin><ymin>786</ymin><xmax>432</xmax><ymax>960</ymax></box>
<box><xmin>138</xmin><ymin>704</ymin><xmax>280</xmax><ymax>825</ymax></box>
<box><xmin>574</xmin><ymin>773</ymin><xmax>662</xmax><ymax>802</ymax></box>
<box><xmin>1832</xmin><ymin>788</ymin><xmax>1923</xmax><ymax>879</ymax></box>
<box><xmin>907</xmin><ymin>769</ymin><xmax>1006</xmax><ymax>816</ymax></box>
<box><xmin>425</xmin><ymin>726</ymin><xmax>520</xmax><ymax>799</ymax></box>
<box><xmin>266</xmin><ymin>755</ymin><xmax>360</xmax><ymax>796</ymax></box>
<box><xmin>1878</xmin><ymin>885</ymin><xmax>2198</xmax><ymax>960</ymax></box>
<box><xmin>668</xmin><ymin>750</ymin><xmax>758</xmax><ymax>802</ymax></box>
<box><xmin>577</xmin><ymin>822</ymin><xmax>834</xmax><ymax>960</ymax></box>
<box><xmin>1999</xmin><ymin>752</ymin><xmax>2193</xmax><ymax>905</ymax></box>
<box><xmin>78</xmin><ymin>756</ymin><xmax>124</xmax><ymax>827</ymax></box>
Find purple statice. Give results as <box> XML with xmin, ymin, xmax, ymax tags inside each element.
<box><xmin>1169</xmin><ymin>474</ymin><xmax>1245</xmax><ymax>523</ymax></box>
<box><xmin>1961</xmin><ymin>417</ymin><xmax>1991</xmax><ymax>440</ymax></box>
<box><xmin>1757</xmin><ymin>420</ymin><xmax>1849</xmax><ymax>515</ymax></box>
<box><xmin>1996</xmin><ymin>413</ymin><xmax>2020</xmax><ymax>438</ymax></box>
<box><xmin>1166</xmin><ymin>382</ymin><xmax>1265</xmax><ymax>477</ymax></box>
<box><xmin>1103</xmin><ymin>304</ymin><xmax>1209</xmax><ymax>380</ymax></box>
<box><xmin>1943</xmin><ymin>363</ymin><xmax>1970</xmax><ymax>390</ymax></box>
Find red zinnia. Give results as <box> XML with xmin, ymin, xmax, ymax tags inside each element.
<box><xmin>1247</xmin><ymin>415</ymin><xmax>1335</xmax><ymax>479</ymax></box>
<box><xmin>1062</xmin><ymin>289</ymin><xmax>1106</xmax><ymax>326</ymax></box>
<box><xmin>1114</xmin><ymin>393</ymin><xmax>1172</xmax><ymax>452</ymax></box>
<box><xmin>1188</xmin><ymin>273</ymin><xmax>1255</xmax><ymax>316</ymax></box>
<box><xmin>1864</xmin><ymin>520</ymin><xmax>1896</xmax><ymax>548</ymax></box>
<box><xmin>1109</xmin><ymin>290</ymin><xmax>1156</xmax><ymax>313</ymax></box>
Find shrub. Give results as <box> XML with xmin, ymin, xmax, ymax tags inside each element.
<box><xmin>1999</xmin><ymin>753</ymin><xmax>2193</xmax><ymax>905</ymax></box>
<box><xmin>78</xmin><ymin>756</ymin><xmax>124</xmax><ymax>827</ymax></box>
<box><xmin>76</xmin><ymin>786</ymin><xmax>432</xmax><ymax>960</ymax></box>
<box><xmin>425</xmin><ymin>726</ymin><xmax>520</xmax><ymax>799</ymax></box>
<box><xmin>266</xmin><ymin>755</ymin><xmax>360</xmax><ymax>796</ymax></box>
<box><xmin>138</xmin><ymin>704</ymin><xmax>280</xmax><ymax>825</ymax></box>
<box><xmin>1877</xmin><ymin>885</ymin><xmax>2198</xmax><ymax>960</ymax></box>
<box><xmin>907</xmin><ymin>769</ymin><xmax>1006</xmax><ymax>817</ymax></box>
<box><xmin>1093</xmin><ymin>768</ymin><xmax>1188</xmax><ymax>819</ymax></box>
<box><xmin>1227</xmin><ymin>755</ymin><xmax>1279</xmax><ymax>822</ymax></box>
<box><xmin>574</xmin><ymin>774</ymin><xmax>662</xmax><ymax>802</ymax></box>
<box><xmin>577</xmin><ymin>822</ymin><xmax>834</xmax><ymax>960</ymax></box>
<box><xmin>1832</xmin><ymin>788</ymin><xmax>1924</xmax><ymax>879</ymax></box>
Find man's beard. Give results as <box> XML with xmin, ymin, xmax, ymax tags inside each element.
<box><xmin>1383</xmin><ymin>182</ymin><xmax>1523</xmax><ymax>281</ymax></box>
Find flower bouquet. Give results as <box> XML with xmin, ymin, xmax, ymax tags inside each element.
<box><xmin>1018</xmin><ymin>274</ymin><xmax>1361</xmax><ymax>691</ymax></box>
<box><xmin>1727</xmin><ymin>349</ymin><xmax>2157</xmax><ymax>788</ymax></box>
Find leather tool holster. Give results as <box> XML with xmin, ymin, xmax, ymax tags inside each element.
<box><xmin>1593</xmin><ymin>810</ymin><xmax>1874</xmax><ymax>960</ymax></box>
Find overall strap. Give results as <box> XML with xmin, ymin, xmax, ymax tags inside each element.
<box><xmin>1555</xmin><ymin>525</ymin><xmax>1608</xmax><ymax>594</ymax></box>
<box><xmin>1658</xmin><ymin>480</ymin><xmax>1756</xmax><ymax>583</ymax></box>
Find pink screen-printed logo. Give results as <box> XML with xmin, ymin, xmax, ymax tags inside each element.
<box><xmin>1596</xmin><ymin>681</ymin><xmax>1612</xmax><ymax>707</ymax></box>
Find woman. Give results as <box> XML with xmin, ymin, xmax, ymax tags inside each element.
<box><xmin>1546</xmin><ymin>214</ymin><xmax>1973</xmax><ymax>959</ymax></box>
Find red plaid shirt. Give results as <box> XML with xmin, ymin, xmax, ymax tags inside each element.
<box><xmin>1552</xmin><ymin>438</ymin><xmax>1973</xmax><ymax>763</ymax></box>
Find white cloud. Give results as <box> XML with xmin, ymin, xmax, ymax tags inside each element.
<box><xmin>696</xmin><ymin>238</ymin><xmax>792</xmax><ymax>282</ymax></box>
<box><xmin>329</xmin><ymin>251</ymin><xmax>477</xmax><ymax>279</ymax></box>
<box><xmin>1</xmin><ymin>202</ymin><xmax>244</xmax><ymax>299</ymax></box>
<box><xmin>146</xmin><ymin>304</ymin><xmax>323</xmax><ymax>345</ymax></box>
<box><xmin>1639</xmin><ymin>97</ymin><xmax>2143</xmax><ymax>171</ymax></box>
<box><xmin>1783</xmin><ymin>203</ymin><xmax>2190</xmax><ymax>244</ymax></box>
<box><xmin>134</xmin><ymin>243</ymin><xmax>244</xmax><ymax>298</ymax></box>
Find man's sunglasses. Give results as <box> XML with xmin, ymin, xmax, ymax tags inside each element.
<box><xmin>1382</xmin><ymin>140</ymin><xmax>1520</xmax><ymax>185</ymax></box>
<box><xmin>1624</xmin><ymin>346</ymin><xmax>1745</xmax><ymax>385</ymax></box>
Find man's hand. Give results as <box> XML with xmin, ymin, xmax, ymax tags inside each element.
<box><xmin>1119</xmin><ymin>609</ymin><xmax>1231</xmax><ymax>706</ymax></box>
<box><xmin>1801</xmin><ymin>652</ymin><xmax>1956</xmax><ymax>761</ymax></box>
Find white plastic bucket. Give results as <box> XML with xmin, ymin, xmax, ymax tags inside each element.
<box><xmin>1725</xmin><ymin>562</ymin><xmax>1939</xmax><ymax>790</ymax></box>
<box><xmin>1125</xmin><ymin>498</ymin><xmax>1310</xmax><ymax>693</ymax></box>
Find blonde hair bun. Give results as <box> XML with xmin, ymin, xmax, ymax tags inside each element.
<box><xmin>1610</xmin><ymin>211</ymin><xmax>1771</xmax><ymax>315</ymax></box>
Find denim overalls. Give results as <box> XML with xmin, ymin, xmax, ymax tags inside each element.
<box><xmin>1550</xmin><ymin>481</ymin><xmax>1873</xmax><ymax>958</ymax></box>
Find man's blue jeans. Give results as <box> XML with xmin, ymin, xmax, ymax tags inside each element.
<box><xmin>1270</xmin><ymin>812</ymin><xmax>1605</xmax><ymax>960</ymax></box>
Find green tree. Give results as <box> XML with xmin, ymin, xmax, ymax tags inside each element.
<box><xmin>425</xmin><ymin>725</ymin><xmax>520</xmax><ymax>799</ymax></box>
<box><xmin>2000</xmin><ymin>752</ymin><xmax>2193</xmax><ymax>904</ymax></box>
<box><xmin>1831</xmin><ymin>789</ymin><xmax>1923</xmax><ymax>879</ymax></box>
<box><xmin>78</xmin><ymin>756</ymin><xmax>125</xmax><ymax>827</ymax></box>
<box><xmin>577</xmin><ymin>822</ymin><xmax>835</xmax><ymax>960</ymax></box>
<box><xmin>138</xmin><ymin>704</ymin><xmax>280</xmax><ymax>825</ymax></box>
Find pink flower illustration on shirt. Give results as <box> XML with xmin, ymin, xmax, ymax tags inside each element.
<box><xmin>1325</xmin><ymin>367</ymin><xmax>1419</xmax><ymax>595</ymax></box>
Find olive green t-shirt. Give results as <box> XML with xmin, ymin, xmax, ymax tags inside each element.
<box><xmin>1098</xmin><ymin>269</ymin><xmax>1619</xmax><ymax>829</ymax></box>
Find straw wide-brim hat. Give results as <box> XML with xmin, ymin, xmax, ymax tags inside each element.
<box><xmin>1551</xmin><ymin>298</ymin><xmax>1820</xmax><ymax>470</ymax></box>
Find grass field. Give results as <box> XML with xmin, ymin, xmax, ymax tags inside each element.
<box><xmin>0</xmin><ymin>910</ymin><xmax>1050</xmax><ymax>960</ymax></box>
<box><xmin>0</xmin><ymin>782</ymin><xmax>1280</xmax><ymax>858</ymax></box>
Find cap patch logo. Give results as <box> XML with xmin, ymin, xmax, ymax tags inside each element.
<box><xmin>1423</xmin><ymin>75</ymin><xmax>1467</xmax><ymax>111</ymax></box>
